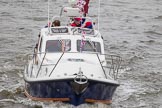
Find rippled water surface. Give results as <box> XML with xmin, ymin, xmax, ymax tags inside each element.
<box><xmin>0</xmin><ymin>0</ymin><xmax>162</xmax><ymax>108</ymax></box>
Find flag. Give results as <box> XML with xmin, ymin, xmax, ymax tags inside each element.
<box><xmin>80</xmin><ymin>31</ymin><xmax>86</xmax><ymax>52</ymax></box>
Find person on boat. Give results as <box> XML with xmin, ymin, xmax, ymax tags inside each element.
<box><xmin>44</xmin><ymin>20</ymin><xmax>60</xmax><ymax>28</ymax></box>
<box><xmin>84</xmin><ymin>21</ymin><xmax>93</xmax><ymax>29</ymax></box>
<box><xmin>52</xmin><ymin>20</ymin><xmax>60</xmax><ymax>27</ymax></box>
<box><xmin>71</xmin><ymin>17</ymin><xmax>93</xmax><ymax>29</ymax></box>
<box><xmin>71</xmin><ymin>17</ymin><xmax>81</xmax><ymax>27</ymax></box>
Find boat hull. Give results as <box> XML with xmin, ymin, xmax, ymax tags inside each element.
<box><xmin>24</xmin><ymin>79</ymin><xmax>119</xmax><ymax>106</ymax></box>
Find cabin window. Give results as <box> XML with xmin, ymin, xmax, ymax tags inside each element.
<box><xmin>46</xmin><ymin>40</ymin><xmax>71</xmax><ymax>52</ymax></box>
<box><xmin>77</xmin><ymin>40</ymin><xmax>101</xmax><ymax>53</ymax></box>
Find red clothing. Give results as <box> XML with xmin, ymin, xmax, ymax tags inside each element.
<box><xmin>70</xmin><ymin>23</ymin><xmax>77</xmax><ymax>27</ymax></box>
<box><xmin>70</xmin><ymin>23</ymin><xmax>81</xmax><ymax>27</ymax></box>
<box><xmin>74</xmin><ymin>17</ymin><xmax>82</xmax><ymax>21</ymax></box>
<box><xmin>70</xmin><ymin>17</ymin><xmax>83</xmax><ymax>27</ymax></box>
<box><xmin>84</xmin><ymin>21</ymin><xmax>93</xmax><ymax>29</ymax></box>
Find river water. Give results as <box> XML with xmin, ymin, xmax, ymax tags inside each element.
<box><xmin>0</xmin><ymin>0</ymin><xmax>162</xmax><ymax>108</ymax></box>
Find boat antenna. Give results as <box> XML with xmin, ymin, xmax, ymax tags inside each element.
<box><xmin>48</xmin><ymin>0</ymin><xmax>50</xmax><ymax>33</ymax></box>
<box><xmin>98</xmin><ymin>0</ymin><xmax>101</xmax><ymax>31</ymax></box>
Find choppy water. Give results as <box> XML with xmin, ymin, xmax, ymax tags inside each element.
<box><xmin>0</xmin><ymin>0</ymin><xmax>162</xmax><ymax>108</ymax></box>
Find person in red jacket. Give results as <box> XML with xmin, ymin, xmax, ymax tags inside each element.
<box><xmin>84</xmin><ymin>21</ymin><xmax>93</xmax><ymax>29</ymax></box>
<box><xmin>71</xmin><ymin>17</ymin><xmax>93</xmax><ymax>29</ymax></box>
<box><xmin>70</xmin><ymin>17</ymin><xmax>82</xmax><ymax>27</ymax></box>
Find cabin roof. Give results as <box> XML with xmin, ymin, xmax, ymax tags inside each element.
<box><xmin>40</xmin><ymin>26</ymin><xmax>102</xmax><ymax>39</ymax></box>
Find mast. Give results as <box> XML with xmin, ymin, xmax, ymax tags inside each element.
<box><xmin>48</xmin><ymin>0</ymin><xmax>50</xmax><ymax>33</ymax></box>
<box><xmin>98</xmin><ymin>0</ymin><xmax>101</xmax><ymax>31</ymax></box>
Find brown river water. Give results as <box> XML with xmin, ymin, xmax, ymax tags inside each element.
<box><xmin>0</xmin><ymin>0</ymin><xmax>162</xmax><ymax>108</ymax></box>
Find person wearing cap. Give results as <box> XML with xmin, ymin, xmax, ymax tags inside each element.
<box><xmin>70</xmin><ymin>18</ymin><xmax>82</xmax><ymax>27</ymax></box>
<box><xmin>70</xmin><ymin>17</ymin><xmax>86</xmax><ymax>27</ymax></box>
<box><xmin>84</xmin><ymin>21</ymin><xmax>93</xmax><ymax>29</ymax></box>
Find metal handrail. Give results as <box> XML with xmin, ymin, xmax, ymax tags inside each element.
<box><xmin>96</xmin><ymin>54</ymin><xmax>108</xmax><ymax>79</ymax></box>
<box><xmin>106</xmin><ymin>55</ymin><xmax>122</xmax><ymax>80</ymax></box>
<box><xmin>25</xmin><ymin>52</ymin><xmax>122</xmax><ymax>79</ymax></box>
<box><xmin>49</xmin><ymin>52</ymin><xmax>65</xmax><ymax>77</ymax></box>
<box><xmin>36</xmin><ymin>52</ymin><xmax>47</xmax><ymax>78</ymax></box>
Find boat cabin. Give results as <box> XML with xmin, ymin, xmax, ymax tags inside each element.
<box><xmin>37</xmin><ymin>22</ymin><xmax>104</xmax><ymax>54</ymax></box>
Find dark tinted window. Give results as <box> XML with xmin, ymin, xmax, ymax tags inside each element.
<box><xmin>77</xmin><ymin>40</ymin><xmax>101</xmax><ymax>53</ymax></box>
<box><xmin>46</xmin><ymin>40</ymin><xmax>71</xmax><ymax>52</ymax></box>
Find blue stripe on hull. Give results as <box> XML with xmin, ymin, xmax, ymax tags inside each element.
<box><xmin>25</xmin><ymin>80</ymin><xmax>118</xmax><ymax>106</ymax></box>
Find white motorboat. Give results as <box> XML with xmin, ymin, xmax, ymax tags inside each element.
<box><xmin>24</xmin><ymin>1</ymin><xmax>122</xmax><ymax>106</ymax></box>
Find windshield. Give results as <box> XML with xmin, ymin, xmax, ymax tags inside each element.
<box><xmin>46</xmin><ymin>40</ymin><xmax>71</xmax><ymax>52</ymax></box>
<box><xmin>77</xmin><ymin>40</ymin><xmax>101</xmax><ymax>53</ymax></box>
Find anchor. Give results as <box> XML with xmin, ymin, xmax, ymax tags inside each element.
<box><xmin>74</xmin><ymin>67</ymin><xmax>88</xmax><ymax>85</ymax></box>
<box><xmin>71</xmin><ymin>68</ymin><xmax>88</xmax><ymax>95</ymax></box>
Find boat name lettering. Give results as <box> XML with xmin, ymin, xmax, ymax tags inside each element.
<box><xmin>68</xmin><ymin>58</ymin><xmax>84</xmax><ymax>62</ymax></box>
<box><xmin>51</xmin><ymin>28</ymin><xmax>68</xmax><ymax>33</ymax></box>
<box><xmin>78</xmin><ymin>28</ymin><xmax>94</xmax><ymax>35</ymax></box>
